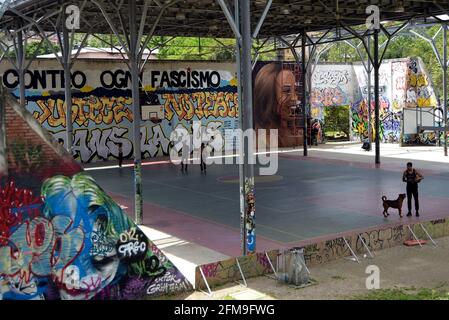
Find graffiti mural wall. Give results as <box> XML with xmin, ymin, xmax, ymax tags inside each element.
<box><xmin>310</xmin><ymin>57</ymin><xmax>438</xmax><ymax>145</ymax></box>
<box><xmin>353</xmin><ymin>57</ymin><xmax>438</xmax><ymax>144</ymax></box>
<box><xmin>353</xmin><ymin>60</ymin><xmax>399</xmax><ymax>143</ymax></box>
<box><xmin>0</xmin><ymin>91</ymin><xmax>191</xmax><ymax>300</ymax></box>
<box><xmin>0</xmin><ymin>56</ymin><xmax>440</xmax><ymax>162</ymax></box>
<box><xmin>0</xmin><ymin>60</ymin><xmax>238</xmax><ymax>164</ymax></box>
<box><xmin>311</xmin><ymin>64</ymin><xmax>358</xmax><ymax>117</ymax></box>
<box><xmin>311</xmin><ymin>64</ymin><xmax>358</xmax><ymax>143</ymax></box>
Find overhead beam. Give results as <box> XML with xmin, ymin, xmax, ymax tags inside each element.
<box><xmin>252</xmin><ymin>0</ymin><xmax>273</xmax><ymax>39</ymax></box>
<box><xmin>216</xmin><ymin>0</ymin><xmax>241</xmax><ymax>44</ymax></box>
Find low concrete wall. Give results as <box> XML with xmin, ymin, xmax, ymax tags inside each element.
<box><xmin>304</xmin><ymin>218</ymin><xmax>449</xmax><ymax>267</ymax></box>
<box><xmin>195</xmin><ymin>217</ymin><xmax>449</xmax><ymax>290</ymax></box>
<box><xmin>195</xmin><ymin>250</ymin><xmax>279</xmax><ymax>290</ymax></box>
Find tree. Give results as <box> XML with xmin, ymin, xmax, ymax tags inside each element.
<box><xmin>323</xmin><ymin>26</ymin><xmax>444</xmax><ymax>101</ymax></box>
<box><xmin>324</xmin><ymin>106</ymin><xmax>350</xmax><ymax>137</ymax></box>
<box><xmin>25</xmin><ymin>41</ymin><xmax>60</xmax><ymax>59</ymax></box>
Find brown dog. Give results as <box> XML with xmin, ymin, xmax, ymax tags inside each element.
<box><xmin>382</xmin><ymin>194</ymin><xmax>406</xmax><ymax>218</ymax></box>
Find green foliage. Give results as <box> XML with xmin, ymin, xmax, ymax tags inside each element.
<box><xmin>324</xmin><ymin>106</ymin><xmax>350</xmax><ymax>136</ymax></box>
<box><xmin>25</xmin><ymin>41</ymin><xmax>60</xmax><ymax>59</ymax></box>
<box><xmin>20</xmin><ymin>28</ymin><xmax>444</xmax><ymax>93</ymax></box>
<box><xmin>322</xmin><ymin>42</ymin><xmax>359</xmax><ymax>63</ymax></box>
<box><xmin>382</xmin><ymin>28</ymin><xmax>442</xmax><ymax>97</ymax></box>
<box><xmin>73</xmin><ymin>34</ymin><xmax>276</xmax><ymax>61</ymax></box>
<box><xmin>324</xmin><ymin>25</ymin><xmax>444</xmax><ymax>101</ymax></box>
<box><xmin>354</xmin><ymin>287</ymin><xmax>449</xmax><ymax>300</ymax></box>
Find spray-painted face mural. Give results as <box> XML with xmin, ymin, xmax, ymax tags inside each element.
<box><xmin>0</xmin><ymin>94</ymin><xmax>191</xmax><ymax>300</ymax></box>
<box><xmin>253</xmin><ymin>62</ymin><xmax>303</xmax><ymax>148</ymax></box>
<box><xmin>0</xmin><ymin>173</ymin><xmax>190</xmax><ymax>300</ymax></box>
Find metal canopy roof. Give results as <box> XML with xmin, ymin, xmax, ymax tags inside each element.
<box><xmin>1</xmin><ymin>0</ymin><xmax>449</xmax><ymax>39</ymax></box>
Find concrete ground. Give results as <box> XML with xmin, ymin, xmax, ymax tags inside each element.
<box><xmin>82</xmin><ymin>143</ymin><xmax>449</xmax><ymax>297</ymax></box>
<box><xmin>138</xmin><ymin>225</ymin><xmax>230</xmax><ymax>287</ymax></box>
<box><xmin>183</xmin><ymin>235</ymin><xmax>449</xmax><ymax>300</ymax></box>
<box><xmin>308</xmin><ymin>142</ymin><xmax>449</xmax><ymax>168</ymax></box>
<box><xmin>87</xmin><ymin>143</ymin><xmax>449</xmax><ymax>257</ymax></box>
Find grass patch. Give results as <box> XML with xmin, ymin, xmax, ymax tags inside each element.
<box><xmin>222</xmin><ymin>295</ymin><xmax>236</xmax><ymax>300</ymax></box>
<box><xmin>354</xmin><ymin>287</ymin><xmax>449</xmax><ymax>300</ymax></box>
<box><xmin>331</xmin><ymin>275</ymin><xmax>346</xmax><ymax>280</ymax></box>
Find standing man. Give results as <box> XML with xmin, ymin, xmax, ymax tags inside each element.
<box><xmin>118</xmin><ymin>143</ymin><xmax>123</xmax><ymax>168</ymax></box>
<box><xmin>200</xmin><ymin>142</ymin><xmax>207</xmax><ymax>173</ymax></box>
<box><xmin>181</xmin><ymin>140</ymin><xmax>189</xmax><ymax>172</ymax></box>
<box><xmin>402</xmin><ymin>162</ymin><xmax>424</xmax><ymax>217</ymax></box>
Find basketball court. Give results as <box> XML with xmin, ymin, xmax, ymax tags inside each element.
<box><xmin>86</xmin><ymin>144</ymin><xmax>449</xmax><ymax>257</ymax></box>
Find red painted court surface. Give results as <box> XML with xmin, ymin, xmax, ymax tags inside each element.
<box><xmin>87</xmin><ymin>151</ymin><xmax>449</xmax><ymax>257</ymax></box>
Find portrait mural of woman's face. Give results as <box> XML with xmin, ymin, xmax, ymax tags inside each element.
<box><xmin>254</xmin><ymin>62</ymin><xmax>302</xmax><ymax>148</ymax></box>
<box><xmin>275</xmin><ymin>69</ymin><xmax>299</xmax><ymax>125</ymax></box>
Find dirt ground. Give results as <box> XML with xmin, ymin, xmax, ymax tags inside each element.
<box><xmin>178</xmin><ymin>236</ymin><xmax>449</xmax><ymax>300</ymax></box>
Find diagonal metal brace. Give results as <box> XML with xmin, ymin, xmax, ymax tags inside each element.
<box><xmin>407</xmin><ymin>225</ymin><xmax>423</xmax><ymax>248</ymax></box>
<box><xmin>234</xmin><ymin>257</ymin><xmax>248</xmax><ymax>287</ymax></box>
<box><xmin>419</xmin><ymin>223</ymin><xmax>438</xmax><ymax>247</ymax></box>
<box><xmin>198</xmin><ymin>266</ymin><xmax>213</xmax><ymax>296</ymax></box>
<box><xmin>343</xmin><ymin>237</ymin><xmax>360</xmax><ymax>263</ymax></box>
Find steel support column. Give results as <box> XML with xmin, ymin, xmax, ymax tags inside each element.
<box><xmin>16</xmin><ymin>28</ymin><xmax>25</xmax><ymax>107</ymax></box>
<box><xmin>234</xmin><ymin>0</ymin><xmax>246</xmax><ymax>256</ymax></box>
<box><xmin>301</xmin><ymin>31</ymin><xmax>308</xmax><ymax>156</ymax></box>
<box><xmin>307</xmin><ymin>45</ymin><xmax>312</xmax><ymax>128</ymax></box>
<box><xmin>367</xmin><ymin>35</ymin><xmax>372</xmax><ymax>148</ymax></box>
<box><xmin>239</xmin><ymin>0</ymin><xmax>255</xmax><ymax>255</ymax></box>
<box><xmin>443</xmin><ymin>24</ymin><xmax>448</xmax><ymax>156</ymax></box>
<box><xmin>62</xmin><ymin>12</ymin><xmax>73</xmax><ymax>154</ymax></box>
<box><xmin>129</xmin><ymin>0</ymin><xmax>143</xmax><ymax>224</ymax></box>
<box><xmin>373</xmin><ymin>30</ymin><xmax>380</xmax><ymax>164</ymax></box>
<box><xmin>0</xmin><ymin>86</ymin><xmax>6</xmax><ymax>176</ymax></box>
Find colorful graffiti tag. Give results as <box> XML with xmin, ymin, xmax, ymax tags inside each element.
<box><xmin>310</xmin><ymin>87</ymin><xmax>347</xmax><ymax>108</ymax></box>
<box><xmin>245</xmin><ymin>177</ymin><xmax>256</xmax><ymax>254</ymax></box>
<box><xmin>351</xmin><ymin>99</ymin><xmax>371</xmax><ymax>139</ymax></box>
<box><xmin>310</xmin><ymin>66</ymin><xmax>356</xmax><ymax>121</ymax></box>
<box><xmin>351</xmin><ymin>58</ymin><xmax>438</xmax><ymax>143</ymax></box>
<box><xmin>0</xmin><ymin>175</ymin><xmax>190</xmax><ymax>300</ymax></box>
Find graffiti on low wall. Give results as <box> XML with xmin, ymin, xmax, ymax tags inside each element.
<box><xmin>194</xmin><ymin>219</ymin><xmax>449</xmax><ymax>289</ymax></box>
<box><xmin>412</xmin><ymin>218</ymin><xmax>449</xmax><ymax>240</ymax></box>
<box><xmin>302</xmin><ymin>219</ymin><xmax>449</xmax><ymax>268</ymax></box>
<box><xmin>303</xmin><ymin>226</ymin><xmax>406</xmax><ymax>267</ymax></box>
<box><xmin>195</xmin><ymin>251</ymin><xmax>278</xmax><ymax>290</ymax></box>
<box><xmin>356</xmin><ymin>226</ymin><xmax>405</xmax><ymax>252</ymax></box>
<box><xmin>303</xmin><ymin>237</ymin><xmax>351</xmax><ymax>266</ymax></box>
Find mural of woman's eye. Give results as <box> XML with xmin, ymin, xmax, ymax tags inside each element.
<box><xmin>282</xmin><ymin>86</ymin><xmax>291</xmax><ymax>94</ymax></box>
